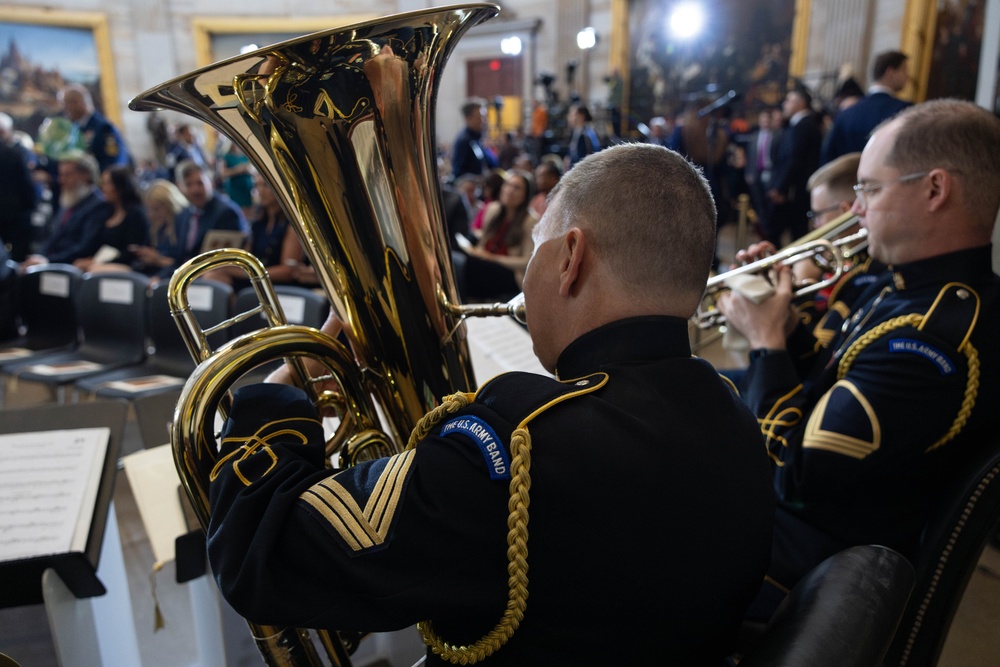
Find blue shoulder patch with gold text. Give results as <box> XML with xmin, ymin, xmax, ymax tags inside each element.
<box><xmin>440</xmin><ymin>416</ymin><xmax>511</xmax><ymax>480</ymax></box>
<box><xmin>889</xmin><ymin>338</ymin><xmax>955</xmax><ymax>375</ymax></box>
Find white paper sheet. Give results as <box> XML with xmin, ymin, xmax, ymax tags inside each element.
<box><xmin>0</xmin><ymin>427</ymin><xmax>110</xmax><ymax>561</ymax></box>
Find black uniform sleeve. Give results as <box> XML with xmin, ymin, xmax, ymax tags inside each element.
<box><xmin>208</xmin><ymin>383</ymin><xmax>510</xmax><ymax>631</ymax></box>
<box><xmin>743</xmin><ymin>322</ymin><xmax>976</xmax><ymax>505</ymax></box>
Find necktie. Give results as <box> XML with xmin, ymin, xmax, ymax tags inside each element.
<box><xmin>757</xmin><ymin>132</ymin><xmax>769</xmax><ymax>170</ymax></box>
<box><xmin>186</xmin><ymin>211</ymin><xmax>201</xmax><ymax>252</ymax></box>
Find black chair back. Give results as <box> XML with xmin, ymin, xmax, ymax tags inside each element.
<box><xmin>884</xmin><ymin>442</ymin><xmax>1000</xmax><ymax>667</ymax></box>
<box><xmin>229</xmin><ymin>284</ymin><xmax>329</xmax><ymax>340</ymax></box>
<box><xmin>740</xmin><ymin>545</ymin><xmax>914</xmax><ymax>667</ymax></box>
<box><xmin>147</xmin><ymin>279</ymin><xmax>232</xmax><ymax>376</ymax></box>
<box><xmin>75</xmin><ymin>272</ymin><xmax>150</xmax><ymax>366</ymax></box>
<box><xmin>16</xmin><ymin>264</ymin><xmax>83</xmax><ymax>351</ymax></box>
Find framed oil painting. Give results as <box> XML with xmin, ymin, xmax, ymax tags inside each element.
<box><xmin>0</xmin><ymin>7</ymin><xmax>120</xmax><ymax>149</ymax></box>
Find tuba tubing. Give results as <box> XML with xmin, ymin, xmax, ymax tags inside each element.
<box><xmin>132</xmin><ymin>5</ymin><xmax>503</xmax><ymax>666</ymax></box>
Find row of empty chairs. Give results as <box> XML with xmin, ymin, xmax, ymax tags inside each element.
<box><xmin>0</xmin><ymin>264</ymin><xmax>329</xmax><ymax>406</ymax></box>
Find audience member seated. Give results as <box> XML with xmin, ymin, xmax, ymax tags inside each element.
<box><xmin>21</xmin><ymin>150</ymin><xmax>112</xmax><ymax>269</ymax></box>
<box><xmin>716</xmin><ymin>99</ymin><xmax>1000</xmax><ymax>622</ymax></box>
<box><xmin>204</xmin><ymin>177</ymin><xmax>305</xmax><ymax>289</ymax></box>
<box><xmin>216</xmin><ymin>136</ymin><xmax>255</xmax><ymax>217</ymax></box>
<box><xmin>530</xmin><ymin>158</ymin><xmax>562</xmax><ymax>218</ymax></box>
<box><xmin>164</xmin><ymin>123</ymin><xmax>208</xmax><ymax>181</ymax></box>
<box><xmin>74</xmin><ymin>165</ymin><xmax>150</xmax><ymax>273</ymax></box>
<box><xmin>470</xmin><ymin>169</ymin><xmax>505</xmax><ymax>233</ymax></box>
<box><xmin>462</xmin><ymin>169</ymin><xmax>537</xmax><ymax>301</ymax></box>
<box><xmin>155</xmin><ymin>159</ymin><xmax>249</xmax><ymax>280</ymax></box>
<box><xmin>127</xmin><ymin>179</ymin><xmax>189</xmax><ymax>278</ymax></box>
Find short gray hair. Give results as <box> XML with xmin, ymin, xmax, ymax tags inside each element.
<box><xmin>882</xmin><ymin>99</ymin><xmax>1000</xmax><ymax>229</ymax></box>
<box><xmin>548</xmin><ymin>143</ymin><xmax>716</xmax><ymax>309</ymax></box>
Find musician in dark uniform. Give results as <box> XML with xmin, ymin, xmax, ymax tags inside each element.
<box><xmin>718</xmin><ymin>99</ymin><xmax>1000</xmax><ymax>619</ymax></box>
<box><xmin>208</xmin><ymin>144</ymin><xmax>775</xmax><ymax>665</ymax></box>
<box><xmin>790</xmin><ymin>152</ymin><xmax>887</xmax><ymax>353</ymax></box>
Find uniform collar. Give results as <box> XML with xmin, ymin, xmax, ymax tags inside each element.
<box><xmin>554</xmin><ymin>316</ymin><xmax>691</xmax><ymax>379</ymax></box>
<box><xmin>890</xmin><ymin>245</ymin><xmax>994</xmax><ymax>291</ymax></box>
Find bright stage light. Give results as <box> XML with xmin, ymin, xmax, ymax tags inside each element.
<box><xmin>669</xmin><ymin>3</ymin><xmax>705</xmax><ymax>40</ymax></box>
<box><xmin>577</xmin><ymin>27</ymin><xmax>597</xmax><ymax>50</ymax></box>
<box><xmin>501</xmin><ymin>36</ymin><xmax>522</xmax><ymax>56</ymax></box>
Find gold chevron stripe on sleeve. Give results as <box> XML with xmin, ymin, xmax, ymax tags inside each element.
<box><xmin>300</xmin><ymin>449</ymin><xmax>417</xmax><ymax>552</ymax></box>
<box><xmin>803</xmin><ymin>380</ymin><xmax>880</xmax><ymax>459</ymax></box>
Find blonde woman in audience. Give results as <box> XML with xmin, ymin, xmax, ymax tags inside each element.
<box><xmin>128</xmin><ymin>179</ymin><xmax>189</xmax><ymax>280</ymax></box>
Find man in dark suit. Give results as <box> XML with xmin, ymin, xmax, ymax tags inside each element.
<box><xmin>22</xmin><ymin>151</ymin><xmax>112</xmax><ymax>268</ymax></box>
<box><xmin>744</xmin><ymin>108</ymin><xmax>779</xmax><ymax>237</ymax></box>
<box><xmin>767</xmin><ymin>88</ymin><xmax>822</xmax><ymax>245</ymax></box>
<box><xmin>821</xmin><ymin>51</ymin><xmax>911</xmax><ymax>164</ymax></box>
<box><xmin>60</xmin><ymin>84</ymin><xmax>131</xmax><ymax>173</ymax></box>
<box><xmin>161</xmin><ymin>159</ymin><xmax>248</xmax><ymax>278</ymax></box>
<box><xmin>450</xmin><ymin>100</ymin><xmax>494</xmax><ymax>182</ymax></box>
<box><xmin>0</xmin><ymin>112</ymin><xmax>37</xmax><ymax>262</ymax></box>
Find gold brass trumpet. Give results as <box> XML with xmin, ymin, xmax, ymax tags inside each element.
<box><xmin>695</xmin><ymin>212</ymin><xmax>867</xmax><ymax>329</ymax></box>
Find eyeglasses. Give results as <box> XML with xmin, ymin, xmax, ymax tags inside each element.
<box><xmin>853</xmin><ymin>172</ymin><xmax>929</xmax><ymax>209</ymax></box>
<box><xmin>806</xmin><ymin>203</ymin><xmax>843</xmax><ymax>222</ymax></box>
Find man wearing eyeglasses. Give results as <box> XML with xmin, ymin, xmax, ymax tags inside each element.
<box><xmin>718</xmin><ymin>99</ymin><xmax>1000</xmax><ymax>620</ymax></box>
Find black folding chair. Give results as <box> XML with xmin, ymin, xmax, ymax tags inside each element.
<box><xmin>883</xmin><ymin>441</ymin><xmax>1000</xmax><ymax>667</ymax></box>
<box><xmin>0</xmin><ymin>264</ymin><xmax>83</xmax><ymax>369</ymax></box>
<box><xmin>75</xmin><ymin>279</ymin><xmax>233</xmax><ymax>400</ymax></box>
<box><xmin>4</xmin><ymin>272</ymin><xmax>149</xmax><ymax>402</ymax></box>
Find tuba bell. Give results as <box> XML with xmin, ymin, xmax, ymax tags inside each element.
<box><xmin>130</xmin><ymin>4</ymin><xmax>502</xmax><ymax>665</ymax></box>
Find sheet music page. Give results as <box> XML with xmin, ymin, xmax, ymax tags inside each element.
<box><xmin>0</xmin><ymin>427</ymin><xmax>110</xmax><ymax>561</ymax></box>
<box><xmin>122</xmin><ymin>444</ymin><xmax>187</xmax><ymax>564</ymax></box>
<box><xmin>464</xmin><ymin>317</ymin><xmax>549</xmax><ymax>380</ymax></box>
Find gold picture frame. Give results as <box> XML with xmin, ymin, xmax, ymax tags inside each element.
<box><xmin>0</xmin><ymin>6</ymin><xmax>122</xmax><ymax>134</ymax></box>
<box><xmin>191</xmin><ymin>15</ymin><xmax>375</xmax><ymax>67</ymax></box>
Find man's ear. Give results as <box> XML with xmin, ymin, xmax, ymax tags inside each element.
<box><xmin>926</xmin><ymin>168</ymin><xmax>951</xmax><ymax>212</ymax></box>
<box><xmin>558</xmin><ymin>227</ymin><xmax>585</xmax><ymax>298</ymax></box>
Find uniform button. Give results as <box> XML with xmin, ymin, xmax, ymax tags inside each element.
<box><xmin>575</xmin><ymin>380</ymin><xmax>589</xmax><ymax>386</ymax></box>
<box><xmin>956</xmin><ymin>289</ymin><xmax>970</xmax><ymax>300</ymax></box>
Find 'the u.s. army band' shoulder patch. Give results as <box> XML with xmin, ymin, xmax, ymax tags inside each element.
<box><xmin>440</xmin><ymin>416</ymin><xmax>511</xmax><ymax>480</ymax></box>
<box><xmin>888</xmin><ymin>338</ymin><xmax>956</xmax><ymax>375</ymax></box>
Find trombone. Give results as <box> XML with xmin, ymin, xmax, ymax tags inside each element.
<box><xmin>695</xmin><ymin>212</ymin><xmax>867</xmax><ymax>329</ymax></box>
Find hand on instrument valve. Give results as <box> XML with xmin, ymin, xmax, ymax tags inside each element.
<box><xmin>716</xmin><ymin>264</ymin><xmax>798</xmax><ymax>350</ymax></box>
<box><xmin>264</xmin><ymin>311</ymin><xmax>347</xmax><ymax>405</ymax></box>
<box><xmin>732</xmin><ymin>241</ymin><xmax>777</xmax><ymax>268</ymax></box>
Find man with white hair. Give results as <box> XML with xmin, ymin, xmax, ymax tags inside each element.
<box><xmin>21</xmin><ymin>150</ymin><xmax>112</xmax><ymax>268</ymax></box>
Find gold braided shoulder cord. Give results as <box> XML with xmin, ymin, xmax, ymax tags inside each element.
<box><xmin>405</xmin><ymin>392</ymin><xmax>532</xmax><ymax>665</ymax></box>
<box><xmin>836</xmin><ymin>314</ymin><xmax>979</xmax><ymax>452</ymax></box>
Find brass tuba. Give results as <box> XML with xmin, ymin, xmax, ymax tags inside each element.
<box><xmin>130</xmin><ymin>4</ymin><xmax>502</xmax><ymax>665</ymax></box>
